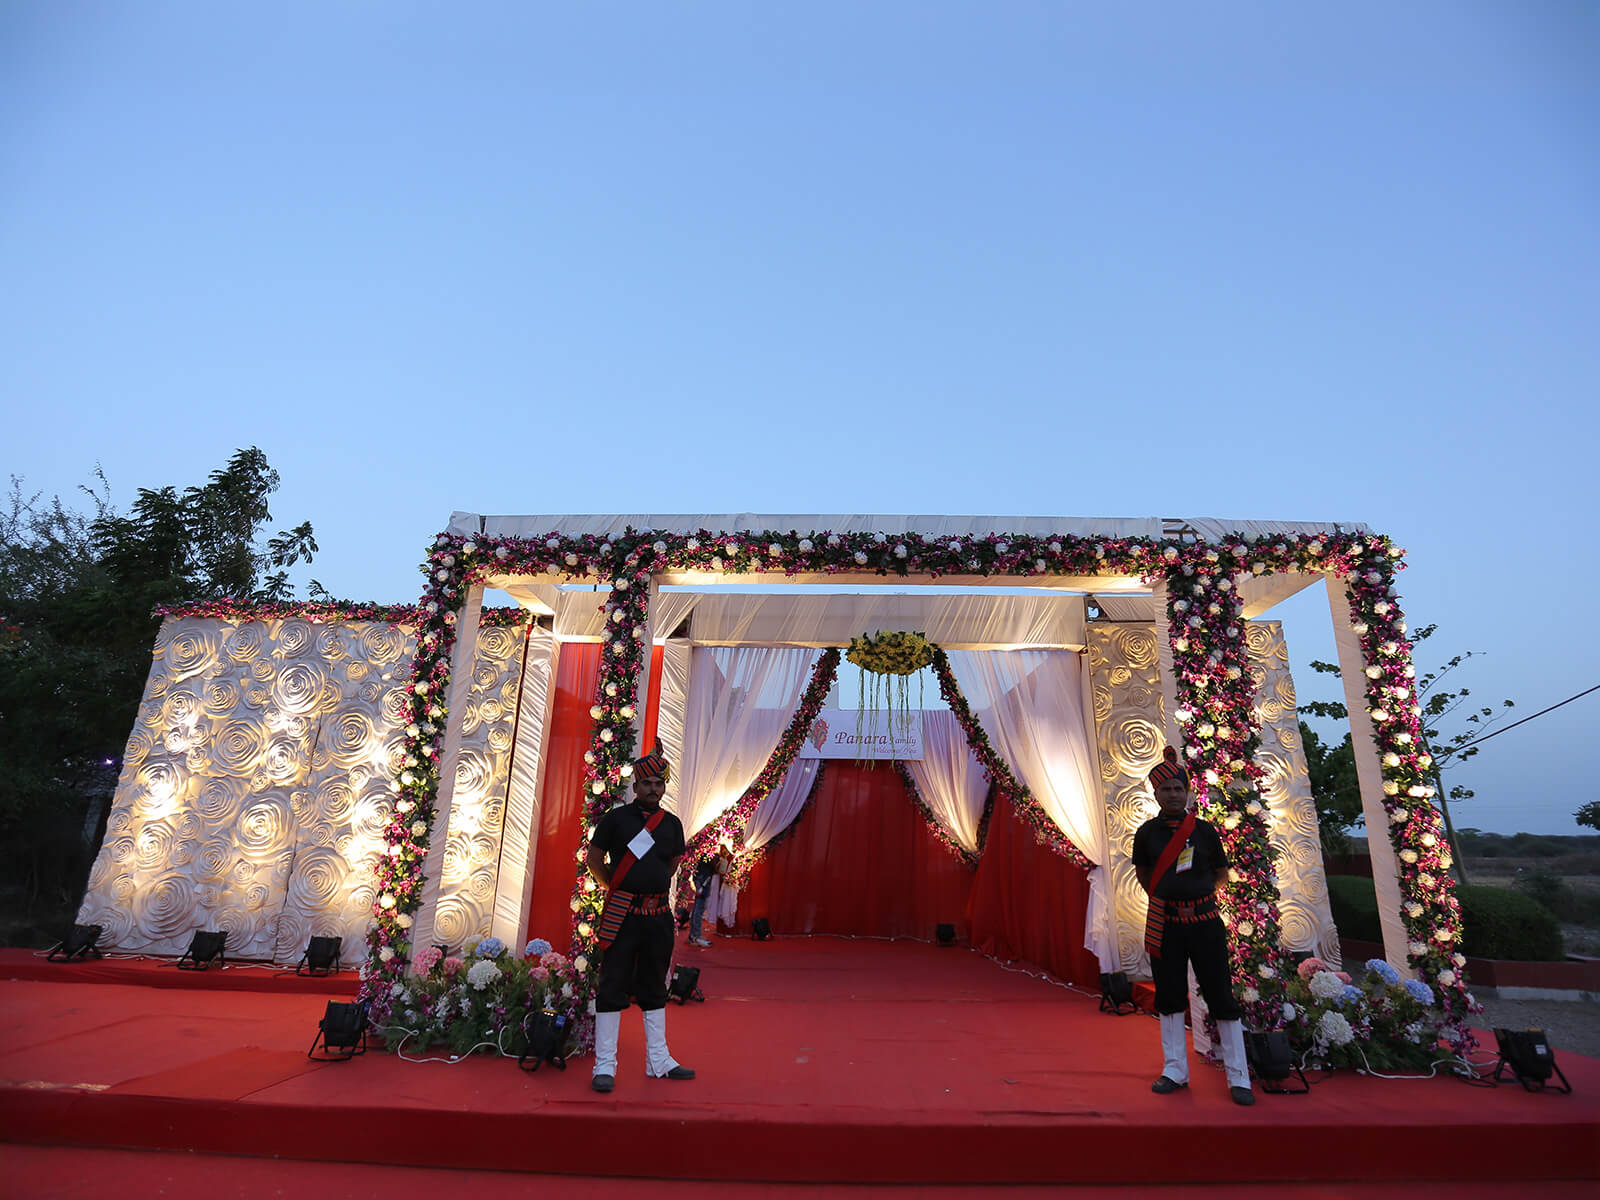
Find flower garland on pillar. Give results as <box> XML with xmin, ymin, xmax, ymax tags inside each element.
<box><xmin>567</xmin><ymin>546</ymin><xmax>661</xmax><ymax>984</ymax></box>
<box><xmin>1160</xmin><ymin>540</ymin><xmax>1289</xmax><ymax>1030</ymax></box>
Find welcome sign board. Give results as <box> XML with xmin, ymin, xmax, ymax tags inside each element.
<box><xmin>797</xmin><ymin>708</ymin><xmax>924</xmax><ymax>760</ymax></box>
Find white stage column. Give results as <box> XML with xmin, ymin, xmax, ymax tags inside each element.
<box><xmin>1325</xmin><ymin>574</ymin><xmax>1409</xmax><ymax>970</ymax></box>
<box><xmin>413</xmin><ymin>584</ymin><xmax>483</xmax><ymax>957</ymax></box>
<box><xmin>491</xmin><ymin>624</ymin><xmax>555</xmax><ymax>946</ymax></box>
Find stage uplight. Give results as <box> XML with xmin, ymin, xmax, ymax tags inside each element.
<box><xmin>47</xmin><ymin>924</ymin><xmax>104</xmax><ymax>962</ymax></box>
<box><xmin>751</xmin><ymin>918</ymin><xmax>772</xmax><ymax>941</ymax></box>
<box><xmin>308</xmin><ymin>1001</ymin><xmax>369</xmax><ymax>1061</ymax></box>
<box><xmin>1098</xmin><ymin>971</ymin><xmax>1136</xmax><ymax>1015</ymax></box>
<box><xmin>669</xmin><ymin>964</ymin><xmax>703</xmax><ymax>1004</ymax></box>
<box><xmin>1493</xmin><ymin>1028</ymin><xmax>1571</xmax><ymax>1093</ymax></box>
<box><xmin>177</xmin><ymin>930</ymin><xmax>228</xmax><ymax>970</ymax></box>
<box><xmin>1245</xmin><ymin>1030</ymin><xmax>1308</xmax><ymax>1094</ymax></box>
<box><xmin>297</xmin><ymin>936</ymin><xmax>343</xmax><ymax>976</ymax></box>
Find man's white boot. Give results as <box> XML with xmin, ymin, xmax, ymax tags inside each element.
<box><xmin>591</xmin><ymin>1009</ymin><xmax>620</xmax><ymax>1092</ymax></box>
<box><xmin>1152</xmin><ymin>1011</ymin><xmax>1190</xmax><ymax>1092</ymax></box>
<box><xmin>642</xmin><ymin>1007</ymin><xmax>693</xmax><ymax>1080</ymax></box>
<box><xmin>1218</xmin><ymin>1018</ymin><xmax>1256</xmax><ymax>1105</ymax></box>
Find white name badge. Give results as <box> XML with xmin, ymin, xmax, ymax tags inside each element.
<box><xmin>626</xmin><ymin>827</ymin><xmax>656</xmax><ymax>859</ymax></box>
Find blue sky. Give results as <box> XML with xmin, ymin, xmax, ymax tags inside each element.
<box><xmin>3</xmin><ymin>3</ymin><xmax>1596</xmax><ymax>833</ymax></box>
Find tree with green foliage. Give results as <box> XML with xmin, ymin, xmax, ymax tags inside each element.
<box><xmin>1299</xmin><ymin>624</ymin><xmax>1514</xmax><ymax>883</ymax></box>
<box><xmin>0</xmin><ymin>448</ymin><xmax>318</xmax><ymax>939</ymax></box>
<box><xmin>1576</xmin><ymin>801</ymin><xmax>1600</xmax><ymax>832</ymax></box>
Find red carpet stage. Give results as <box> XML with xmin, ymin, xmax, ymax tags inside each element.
<box><xmin>3</xmin><ymin>938</ymin><xmax>1598</xmax><ymax>1189</ymax></box>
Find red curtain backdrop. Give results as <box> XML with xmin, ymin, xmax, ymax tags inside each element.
<box><xmin>524</xmin><ymin>644</ymin><xmax>664</xmax><ymax>948</ymax></box>
<box><xmin>524</xmin><ymin>642</ymin><xmax>601</xmax><ymax>947</ymax></box>
<box><xmin>737</xmin><ymin>763</ymin><xmax>975</xmax><ymax>940</ymax></box>
<box><xmin>966</xmin><ymin>791</ymin><xmax>1098</xmax><ymax>986</ymax></box>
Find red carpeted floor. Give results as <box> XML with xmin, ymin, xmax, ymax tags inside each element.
<box><xmin>3</xmin><ymin>936</ymin><xmax>1598</xmax><ymax>1187</ymax></box>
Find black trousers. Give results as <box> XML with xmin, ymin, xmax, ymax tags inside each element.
<box><xmin>1151</xmin><ymin>916</ymin><xmax>1241</xmax><ymax>1020</ymax></box>
<box><xmin>595</xmin><ymin>909</ymin><xmax>673</xmax><ymax>1013</ymax></box>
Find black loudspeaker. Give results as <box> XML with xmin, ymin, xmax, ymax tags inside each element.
<box><xmin>935</xmin><ymin>923</ymin><xmax>957</xmax><ymax>946</ymax></box>
<box><xmin>1246</xmin><ymin>1030</ymin><xmax>1309</xmax><ymax>1094</ymax></box>
<box><xmin>669</xmin><ymin>964</ymin><xmax>704</xmax><ymax>1005</ymax></box>
<box><xmin>177</xmin><ymin>930</ymin><xmax>227</xmax><ymax>970</ymax></box>
<box><xmin>751</xmin><ymin>918</ymin><xmax>772</xmax><ymax>941</ymax></box>
<box><xmin>308</xmin><ymin>1000</ymin><xmax>369</xmax><ymax>1060</ymax></box>
<box><xmin>47</xmin><ymin>924</ymin><xmax>104</xmax><ymax>962</ymax></box>
<box><xmin>1493</xmin><ymin>1028</ymin><xmax>1571</xmax><ymax>1093</ymax></box>
<box><xmin>1098</xmin><ymin>971</ymin><xmax>1137</xmax><ymax>1015</ymax></box>
<box><xmin>518</xmin><ymin>1008</ymin><xmax>569</xmax><ymax>1072</ymax></box>
<box><xmin>297</xmin><ymin>936</ymin><xmax>343</xmax><ymax>976</ymax></box>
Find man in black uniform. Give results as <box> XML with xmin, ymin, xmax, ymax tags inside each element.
<box><xmin>1131</xmin><ymin>746</ymin><xmax>1254</xmax><ymax>1106</ymax></box>
<box><xmin>585</xmin><ymin>740</ymin><xmax>695</xmax><ymax>1092</ymax></box>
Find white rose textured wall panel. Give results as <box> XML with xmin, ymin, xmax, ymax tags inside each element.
<box><xmin>78</xmin><ymin>615</ymin><xmax>532</xmax><ymax>963</ymax></box>
<box><xmin>1243</xmin><ymin>621</ymin><xmax>1340</xmax><ymax>961</ymax></box>
<box><xmin>1087</xmin><ymin>621</ymin><xmax>1332</xmax><ymax>975</ymax></box>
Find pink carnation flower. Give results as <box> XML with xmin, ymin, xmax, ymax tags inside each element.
<box><xmin>530</xmin><ymin>966</ymin><xmax>550</xmax><ymax>983</ymax></box>
<box><xmin>1296</xmin><ymin>957</ymin><xmax>1330</xmax><ymax>981</ymax></box>
<box><xmin>539</xmin><ymin>951</ymin><xmax>568</xmax><ymax>970</ymax></box>
<box><xmin>413</xmin><ymin>946</ymin><xmax>443</xmax><ymax>975</ymax></box>
<box><xmin>442</xmin><ymin>955</ymin><xmax>464</xmax><ymax>978</ymax></box>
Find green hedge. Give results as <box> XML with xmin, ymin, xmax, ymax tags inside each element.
<box><xmin>1325</xmin><ymin>874</ymin><xmax>1564</xmax><ymax>962</ymax></box>
<box><xmin>1327</xmin><ymin>874</ymin><xmax>1382</xmax><ymax>943</ymax></box>
<box><xmin>1457</xmin><ymin>885</ymin><xmax>1563</xmax><ymax>961</ymax></box>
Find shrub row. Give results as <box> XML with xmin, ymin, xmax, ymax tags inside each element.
<box><xmin>1325</xmin><ymin>874</ymin><xmax>1564</xmax><ymax>962</ymax></box>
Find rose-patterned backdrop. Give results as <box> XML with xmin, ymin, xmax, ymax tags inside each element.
<box><xmin>77</xmin><ymin>613</ymin><xmax>539</xmax><ymax>965</ymax></box>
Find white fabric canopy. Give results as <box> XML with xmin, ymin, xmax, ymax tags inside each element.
<box><xmin>680</xmin><ymin>592</ymin><xmax>1086</xmax><ymax>650</ymax></box>
<box><xmin>743</xmin><ymin>759</ymin><xmax>823</xmax><ymax>853</ymax></box>
<box><xmin>945</xmin><ymin>649</ymin><xmax>1115</xmax><ymax>970</ymax></box>
<box><xmin>673</xmin><ymin>646</ymin><xmax>819</xmax><ymax>839</ymax></box>
<box><xmin>904</xmin><ymin>710</ymin><xmax>988</xmax><ymax>854</ymax></box>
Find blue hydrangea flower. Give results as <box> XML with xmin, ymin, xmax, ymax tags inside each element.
<box><xmin>1339</xmin><ymin>984</ymin><xmax>1364</xmax><ymax>1006</ymax></box>
<box><xmin>525</xmin><ymin>937</ymin><xmax>553</xmax><ymax>957</ymax></box>
<box><xmin>1365</xmin><ymin>958</ymin><xmax>1401</xmax><ymax>986</ymax></box>
<box><xmin>1403</xmin><ymin>978</ymin><xmax>1434</xmax><ymax>1005</ymax></box>
<box><xmin>475</xmin><ymin>936</ymin><xmax>505</xmax><ymax>959</ymax></box>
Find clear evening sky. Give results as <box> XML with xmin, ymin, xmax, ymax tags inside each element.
<box><xmin>3</xmin><ymin>3</ymin><xmax>1595</xmax><ymax>834</ymax></box>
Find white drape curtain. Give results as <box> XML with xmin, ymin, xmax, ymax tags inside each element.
<box><xmin>674</xmin><ymin>646</ymin><xmax>819</xmax><ymax>839</ymax></box>
<box><xmin>945</xmin><ymin>649</ymin><xmax>1115</xmax><ymax>970</ymax></box>
<box><xmin>743</xmin><ymin>759</ymin><xmax>822</xmax><ymax>852</ymax></box>
<box><xmin>904</xmin><ymin>710</ymin><xmax>986</xmax><ymax>853</ymax></box>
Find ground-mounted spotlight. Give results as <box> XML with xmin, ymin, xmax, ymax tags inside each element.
<box><xmin>669</xmin><ymin>964</ymin><xmax>704</xmax><ymax>1005</ymax></box>
<box><xmin>297</xmin><ymin>935</ymin><xmax>343</xmax><ymax>976</ymax></box>
<box><xmin>751</xmin><ymin>918</ymin><xmax>772</xmax><ymax>941</ymax></box>
<box><xmin>1098</xmin><ymin>971</ymin><xmax>1137</xmax><ymax>1015</ymax></box>
<box><xmin>47</xmin><ymin>924</ymin><xmax>104</xmax><ymax>962</ymax></box>
<box><xmin>1493</xmin><ymin>1028</ymin><xmax>1571</xmax><ymax>1093</ymax></box>
<box><xmin>308</xmin><ymin>1000</ymin><xmax>370</xmax><ymax>1061</ymax></box>
<box><xmin>177</xmin><ymin>930</ymin><xmax>228</xmax><ymax>971</ymax></box>
<box><xmin>1246</xmin><ymin>1030</ymin><xmax>1309</xmax><ymax>1094</ymax></box>
<box><xmin>935</xmin><ymin>923</ymin><xmax>957</xmax><ymax>946</ymax></box>
<box><xmin>518</xmin><ymin>1007</ymin><xmax>569</xmax><ymax>1072</ymax></box>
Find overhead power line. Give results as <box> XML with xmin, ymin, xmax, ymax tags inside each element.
<box><xmin>1436</xmin><ymin>682</ymin><xmax>1600</xmax><ymax>761</ymax></box>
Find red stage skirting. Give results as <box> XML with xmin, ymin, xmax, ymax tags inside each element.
<box><xmin>3</xmin><ymin>938</ymin><xmax>1597</xmax><ymax>1186</ymax></box>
